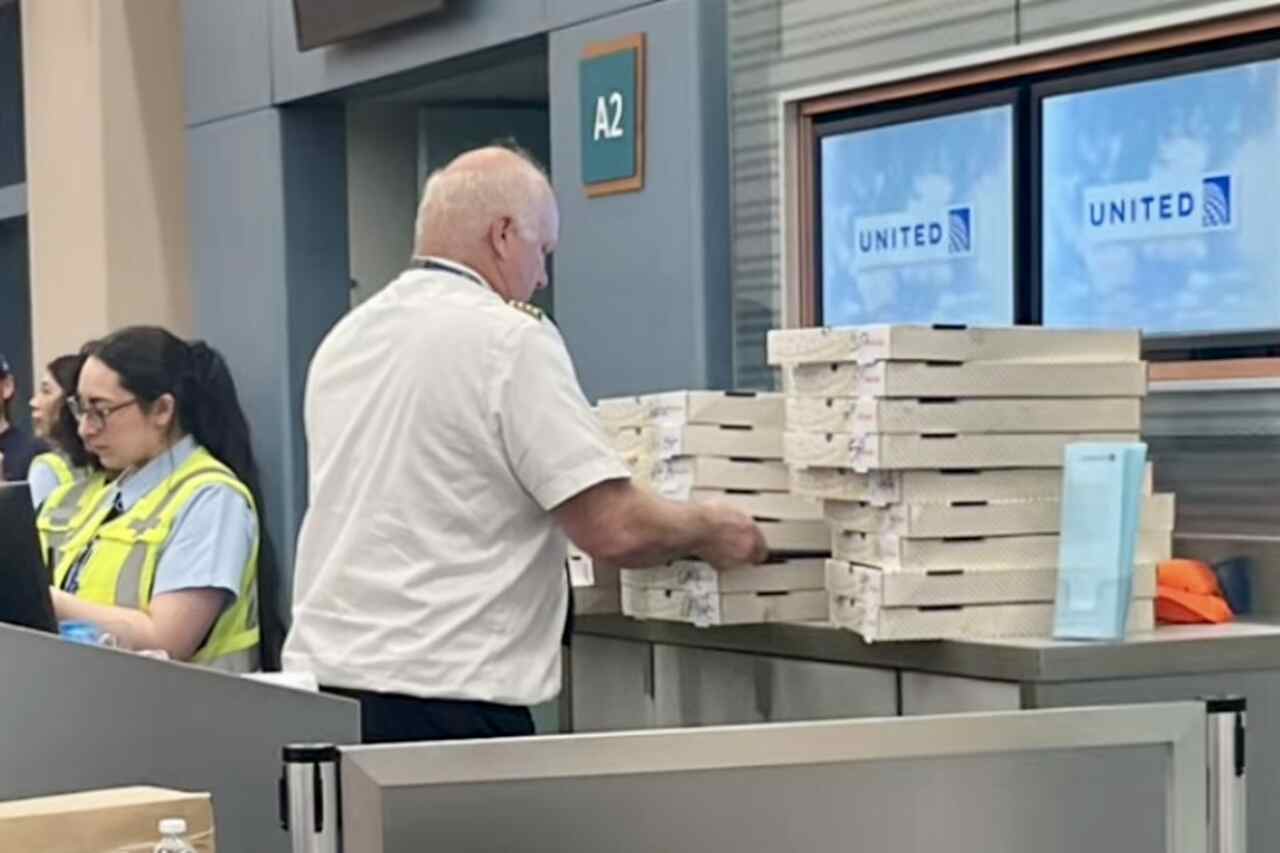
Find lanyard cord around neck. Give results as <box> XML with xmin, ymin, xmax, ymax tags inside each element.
<box><xmin>413</xmin><ymin>258</ymin><xmax>488</xmax><ymax>290</ymax></box>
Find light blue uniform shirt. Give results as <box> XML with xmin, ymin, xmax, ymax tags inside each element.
<box><xmin>107</xmin><ymin>436</ymin><xmax>256</xmax><ymax>600</ymax></box>
<box><xmin>27</xmin><ymin>455</ymin><xmax>64</xmax><ymax>508</ymax></box>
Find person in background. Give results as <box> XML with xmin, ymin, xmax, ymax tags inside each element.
<box><xmin>27</xmin><ymin>353</ymin><xmax>98</xmax><ymax>507</ymax></box>
<box><xmin>33</xmin><ymin>351</ymin><xmax>115</xmax><ymax>570</ymax></box>
<box><xmin>49</xmin><ymin>327</ymin><xmax>284</xmax><ymax>670</ymax></box>
<box><xmin>0</xmin><ymin>351</ymin><xmax>49</xmax><ymax>483</ymax></box>
<box><xmin>284</xmin><ymin>145</ymin><xmax>768</xmax><ymax>744</ymax></box>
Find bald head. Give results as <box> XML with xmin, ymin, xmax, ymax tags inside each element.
<box><xmin>412</xmin><ymin>146</ymin><xmax>557</xmax><ymax>303</ymax></box>
<box><xmin>415</xmin><ymin>147</ymin><xmax>552</xmax><ymax>256</ymax></box>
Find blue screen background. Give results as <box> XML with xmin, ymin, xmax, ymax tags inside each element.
<box><xmin>1042</xmin><ymin>60</ymin><xmax>1280</xmax><ymax>333</ymax></box>
<box><xmin>820</xmin><ymin>105</ymin><xmax>1014</xmax><ymax>327</ymax></box>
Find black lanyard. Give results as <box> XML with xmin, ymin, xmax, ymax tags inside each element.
<box><xmin>414</xmin><ymin>259</ymin><xmax>488</xmax><ymax>290</ymax></box>
<box><xmin>61</xmin><ymin>496</ymin><xmax>124</xmax><ymax>593</ymax></box>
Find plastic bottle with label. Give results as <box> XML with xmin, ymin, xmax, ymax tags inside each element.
<box><xmin>153</xmin><ymin>818</ymin><xmax>196</xmax><ymax>853</ymax></box>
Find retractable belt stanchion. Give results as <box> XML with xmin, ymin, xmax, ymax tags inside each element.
<box><xmin>1206</xmin><ymin>698</ymin><xmax>1247</xmax><ymax>853</ymax></box>
<box><xmin>281</xmin><ymin>744</ymin><xmax>340</xmax><ymax>853</ymax></box>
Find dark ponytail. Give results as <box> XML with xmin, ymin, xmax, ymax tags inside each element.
<box><xmin>86</xmin><ymin>326</ymin><xmax>285</xmax><ymax>670</ymax></box>
<box><xmin>47</xmin><ymin>354</ymin><xmax>95</xmax><ymax>469</ymax></box>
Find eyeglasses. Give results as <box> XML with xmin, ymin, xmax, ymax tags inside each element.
<box><xmin>67</xmin><ymin>397</ymin><xmax>139</xmax><ymax>431</ymax></box>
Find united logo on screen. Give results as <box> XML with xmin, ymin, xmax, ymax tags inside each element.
<box><xmin>1082</xmin><ymin>172</ymin><xmax>1235</xmax><ymax>244</ymax></box>
<box><xmin>948</xmin><ymin>207</ymin><xmax>972</xmax><ymax>254</ymax></box>
<box><xmin>1202</xmin><ymin>174</ymin><xmax>1232</xmax><ymax>228</ymax></box>
<box><xmin>853</xmin><ymin>205</ymin><xmax>975</xmax><ymax>270</ymax></box>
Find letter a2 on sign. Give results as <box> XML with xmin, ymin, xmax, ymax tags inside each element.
<box><xmin>594</xmin><ymin>92</ymin><xmax>625</xmax><ymax>141</ymax></box>
<box><xmin>580</xmin><ymin>33</ymin><xmax>646</xmax><ymax>197</ymax></box>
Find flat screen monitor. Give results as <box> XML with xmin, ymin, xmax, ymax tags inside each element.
<box><xmin>816</xmin><ymin>100</ymin><xmax>1016</xmax><ymax>327</ymax></box>
<box><xmin>1040</xmin><ymin>56</ymin><xmax>1280</xmax><ymax>335</ymax></box>
<box><xmin>292</xmin><ymin>0</ymin><xmax>447</xmax><ymax>51</ymax></box>
<box><xmin>0</xmin><ymin>482</ymin><xmax>57</xmax><ymax>633</ymax></box>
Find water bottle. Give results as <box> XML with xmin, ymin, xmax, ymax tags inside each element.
<box><xmin>154</xmin><ymin>818</ymin><xmax>197</xmax><ymax>853</ymax></box>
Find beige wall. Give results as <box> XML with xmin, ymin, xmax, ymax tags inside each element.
<box><xmin>21</xmin><ymin>0</ymin><xmax>191</xmax><ymax>369</ymax></box>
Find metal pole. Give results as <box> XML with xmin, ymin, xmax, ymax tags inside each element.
<box><xmin>1205</xmin><ymin>697</ymin><xmax>1247</xmax><ymax>853</ymax></box>
<box><xmin>281</xmin><ymin>743</ymin><xmax>341</xmax><ymax>853</ymax></box>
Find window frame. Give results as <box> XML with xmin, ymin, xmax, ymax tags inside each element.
<box><xmin>791</xmin><ymin>8</ymin><xmax>1280</xmax><ymax>363</ymax></box>
<box><xmin>1030</xmin><ymin>38</ymin><xmax>1280</xmax><ymax>355</ymax></box>
<box><xmin>811</xmin><ymin>87</ymin><xmax>1025</xmax><ymax>328</ymax></box>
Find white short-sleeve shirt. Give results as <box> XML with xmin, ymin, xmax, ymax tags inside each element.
<box><xmin>282</xmin><ymin>259</ymin><xmax>629</xmax><ymax>705</ymax></box>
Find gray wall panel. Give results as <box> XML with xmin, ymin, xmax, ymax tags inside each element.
<box><xmin>268</xmin><ymin>0</ymin><xmax>661</xmax><ymax>106</ymax></box>
<box><xmin>546</xmin><ymin>0</ymin><xmax>662</xmax><ymax>22</ymax></box>
<box><xmin>183</xmin><ymin>0</ymin><xmax>272</xmax><ymax>126</ymax></box>
<box><xmin>1020</xmin><ymin>0</ymin><xmax>1225</xmax><ymax>39</ymax></box>
<box><xmin>549</xmin><ymin>0</ymin><xmax>732</xmax><ymax>400</ymax></box>
<box><xmin>189</xmin><ymin>106</ymin><xmax>348</xmax><ymax>618</ymax></box>
<box><xmin>269</xmin><ymin>0</ymin><xmax>546</xmax><ymax>104</ymax></box>
<box><xmin>695</xmin><ymin>0</ymin><xmax>734</xmax><ymax>394</ymax></box>
<box><xmin>279</xmin><ymin>106</ymin><xmax>351</xmax><ymax>603</ymax></box>
<box><xmin>187</xmin><ymin>109</ymin><xmax>294</xmax><ymax>613</ymax></box>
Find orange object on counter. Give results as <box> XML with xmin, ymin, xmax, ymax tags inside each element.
<box><xmin>1156</xmin><ymin>586</ymin><xmax>1234</xmax><ymax>624</ymax></box>
<box><xmin>1158</xmin><ymin>559</ymin><xmax>1222</xmax><ymax>595</ymax></box>
<box><xmin>1156</xmin><ymin>559</ymin><xmax>1233</xmax><ymax>624</ymax></box>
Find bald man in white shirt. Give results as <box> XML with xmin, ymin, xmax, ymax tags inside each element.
<box><xmin>284</xmin><ymin>146</ymin><xmax>767</xmax><ymax>743</ymax></box>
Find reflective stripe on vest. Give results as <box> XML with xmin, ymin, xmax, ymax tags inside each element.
<box><xmin>34</xmin><ymin>452</ymin><xmax>75</xmax><ymax>488</ymax></box>
<box><xmin>52</xmin><ymin>447</ymin><xmax>261</xmax><ymax>671</ymax></box>
<box><xmin>36</xmin><ymin>471</ymin><xmax>111</xmax><ymax>571</ymax></box>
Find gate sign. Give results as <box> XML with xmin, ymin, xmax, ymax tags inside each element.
<box><xmin>580</xmin><ymin>34</ymin><xmax>646</xmax><ymax>197</ymax></box>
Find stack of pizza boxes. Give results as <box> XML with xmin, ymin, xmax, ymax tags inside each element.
<box><xmin>582</xmin><ymin>391</ymin><xmax>830</xmax><ymax>626</ymax></box>
<box><xmin>768</xmin><ymin>325</ymin><xmax>1174</xmax><ymax>642</ymax></box>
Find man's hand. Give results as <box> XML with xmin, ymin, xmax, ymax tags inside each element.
<box><xmin>555</xmin><ymin>479</ymin><xmax>770</xmax><ymax>570</ymax></box>
<box><xmin>693</xmin><ymin>502</ymin><xmax>769</xmax><ymax>569</ymax></box>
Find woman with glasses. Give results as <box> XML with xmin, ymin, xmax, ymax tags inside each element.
<box><xmin>27</xmin><ymin>354</ymin><xmax>100</xmax><ymax>508</ymax></box>
<box><xmin>49</xmin><ymin>326</ymin><xmax>284</xmax><ymax>671</ymax></box>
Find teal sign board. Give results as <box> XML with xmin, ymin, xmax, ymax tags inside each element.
<box><xmin>579</xmin><ymin>34</ymin><xmax>645</xmax><ymax>196</ymax></box>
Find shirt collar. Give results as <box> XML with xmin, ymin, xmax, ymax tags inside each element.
<box><xmin>112</xmin><ymin>435</ymin><xmax>199</xmax><ymax>512</ymax></box>
<box><xmin>413</xmin><ymin>256</ymin><xmax>497</xmax><ymax>293</ymax></box>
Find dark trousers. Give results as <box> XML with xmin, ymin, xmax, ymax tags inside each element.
<box><xmin>323</xmin><ymin>686</ymin><xmax>535</xmax><ymax>744</ymax></box>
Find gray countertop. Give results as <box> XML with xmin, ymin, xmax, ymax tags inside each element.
<box><xmin>575</xmin><ymin>615</ymin><xmax>1280</xmax><ymax>683</ymax></box>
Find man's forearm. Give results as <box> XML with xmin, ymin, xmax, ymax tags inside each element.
<box><xmin>599</xmin><ymin>486</ymin><xmax>710</xmax><ymax>568</ymax></box>
<box><xmin>556</xmin><ymin>478</ymin><xmax>766</xmax><ymax>571</ymax></box>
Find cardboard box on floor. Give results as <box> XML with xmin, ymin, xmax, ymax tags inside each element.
<box><xmin>0</xmin><ymin>787</ymin><xmax>214</xmax><ymax>853</ymax></box>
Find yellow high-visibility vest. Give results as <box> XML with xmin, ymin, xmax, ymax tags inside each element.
<box><xmin>53</xmin><ymin>447</ymin><xmax>260</xmax><ymax>672</ymax></box>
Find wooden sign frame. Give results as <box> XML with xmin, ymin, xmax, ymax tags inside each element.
<box><xmin>582</xmin><ymin>33</ymin><xmax>646</xmax><ymax>198</ymax></box>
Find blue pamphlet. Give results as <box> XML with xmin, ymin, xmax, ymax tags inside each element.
<box><xmin>1053</xmin><ymin>442</ymin><xmax>1148</xmax><ymax>641</ymax></box>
